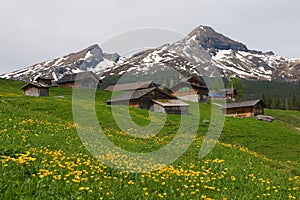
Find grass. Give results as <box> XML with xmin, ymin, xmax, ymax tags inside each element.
<box><xmin>0</xmin><ymin>78</ymin><xmax>299</xmax><ymax>199</ymax></box>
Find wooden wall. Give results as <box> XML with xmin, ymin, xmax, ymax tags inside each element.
<box><xmin>24</xmin><ymin>86</ymin><xmax>39</xmax><ymax>96</ymax></box>
<box><xmin>223</xmin><ymin>104</ymin><xmax>264</xmax><ymax>118</ymax></box>
<box><xmin>24</xmin><ymin>86</ymin><xmax>49</xmax><ymax>97</ymax></box>
<box><xmin>58</xmin><ymin>82</ymin><xmax>75</xmax><ymax>88</ymax></box>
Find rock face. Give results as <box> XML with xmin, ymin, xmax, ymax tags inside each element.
<box><xmin>186</xmin><ymin>25</ymin><xmax>248</xmax><ymax>55</ymax></box>
<box><xmin>1</xmin><ymin>25</ymin><xmax>300</xmax><ymax>82</ymax></box>
<box><xmin>256</xmin><ymin>115</ymin><xmax>275</xmax><ymax>122</ymax></box>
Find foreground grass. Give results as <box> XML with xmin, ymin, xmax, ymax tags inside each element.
<box><xmin>0</xmin><ymin>79</ymin><xmax>299</xmax><ymax>199</ymax></box>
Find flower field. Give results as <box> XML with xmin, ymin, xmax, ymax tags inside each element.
<box><xmin>0</xmin><ymin>78</ymin><xmax>299</xmax><ymax>199</ymax></box>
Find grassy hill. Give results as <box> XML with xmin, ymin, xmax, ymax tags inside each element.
<box><xmin>0</xmin><ymin>78</ymin><xmax>299</xmax><ymax>199</ymax></box>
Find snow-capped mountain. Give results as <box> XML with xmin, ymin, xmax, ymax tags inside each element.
<box><xmin>98</xmin><ymin>25</ymin><xmax>300</xmax><ymax>81</ymax></box>
<box><xmin>0</xmin><ymin>44</ymin><xmax>120</xmax><ymax>82</ymax></box>
<box><xmin>1</xmin><ymin>25</ymin><xmax>300</xmax><ymax>82</ymax></box>
<box><xmin>182</xmin><ymin>25</ymin><xmax>300</xmax><ymax>81</ymax></box>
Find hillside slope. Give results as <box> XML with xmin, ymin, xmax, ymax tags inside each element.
<box><xmin>0</xmin><ymin>78</ymin><xmax>299</xmax><ymax>199</ymax></box>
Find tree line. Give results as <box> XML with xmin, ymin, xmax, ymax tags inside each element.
<box><xmin>261</xmin><ymin>94</ymin><xmax>300</xmax><ymax>111</ymax></box>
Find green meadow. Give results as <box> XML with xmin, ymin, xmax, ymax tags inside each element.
<box><xmin>0</xmin><ymin>78</ymin><xmax>299</xmax><ymax>199</ymax></box>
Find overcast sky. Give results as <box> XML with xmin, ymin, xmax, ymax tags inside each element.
<box><xmin>0</xmin><ymin>0</ymin><xmax>299</xmax><ymax>74</ymax></box>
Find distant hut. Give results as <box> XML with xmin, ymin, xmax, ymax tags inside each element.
<box><xmin>152</xmin><ymin>99</ymin><xmax>189</xmax><ymax>115</ymax></box>
<box><xmin>105</xmin><ymin>81</ymin><xmax>157</xmax><ymax>92</ymax></box>
<box><xmin>209</xmin><ymin>88</ymin><xmax>237</xmax><ymax>101</ymax></box>
<box><xmin>222</xmin><ymin>99</ymin><xmax>265</xmax><ymax>117</ymax></box>
<box><xmin>56</xmin><ymin>72</ymin><xmax>101</xmax><ymax>88</ymax></box>
<box><xmin>106</xmin><ymin>87</ymin><xmax>189</xmax><ymax>115</ymax></box>
<box><xmin>21</xmin><ymin>82</ymin><xmax>51</xmax><ymax>97</ymax></box>
<box><xmin>171</xmin><ymin>76</ymin><xmax>209</xmax><ymax>102</ymax></box>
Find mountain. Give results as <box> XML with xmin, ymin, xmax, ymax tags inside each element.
<box><xmin>0</xmin><ymin>44</ymin><xmax>120</xmax><ymax>82</ymax></box>
<box><xmin>183</xmin><ymin>25</ymin><xmax>300</xmax><ymax>81</ymax></box>
<box><xmin>1</xmin><ymin>25</ymin><xmax>300</xmax><ymax>82</ymax></box>
<box><xmin>99</xmin><ymin>25</ymin><xmax>300</xmax><ymax>81</ymax></box>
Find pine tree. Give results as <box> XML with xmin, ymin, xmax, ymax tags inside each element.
<box><xmin>227</xmin><ymin>77</ymin><xmax>245</xmax><ymax>101</ymax></box>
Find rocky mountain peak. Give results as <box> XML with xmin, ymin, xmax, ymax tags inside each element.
<box><xmin>0</xmin><ymin>44</ymin><xmax>120</xmax><ymax>82</ymax></box>
<box><xmin>1</xmin><ymin>25</ymin><xmax>300</xmax><ymax>83</ymax></box>
<box><xmin>187</xmin><ymin>25</ymin><xmax>248</xmax><ymax>54</ymax></box>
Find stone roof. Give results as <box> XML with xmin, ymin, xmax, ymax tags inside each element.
<box><xmin>56</xmin><ymin>72</ymin><xmax>100</xmax><ymax>84</ymax></box>
<box><xmin>180</xmin><ymin>76</ymin><xmax>205</xmax><ymax>86</ymax></box>
<box><xmin>107</xmin><ymin>87</ymin><xmax>176</xmax><ymax>103</ymax></box>
<box><xmin>152</xmin><ymin>99</ymin><xmax>189</xmax><ymax>107</ymax></box>
<box><xmin>105</xmin><ymin>81</ymin><xmax>155</xmax><ymax>91</ymax></box>
<box><xmin>35</xmin><ymin>76</ymin><xmax>54</xmax><ymax>81</ymax></box>
<box><xmin>222</xmin><ymin>99</ymin><xmax>263</xmax><ymax>109</ymax></box>
<box><xmin>21</xmin><ymin>82</ymin><xmax>51</xmax><ymax>89</ymax></box>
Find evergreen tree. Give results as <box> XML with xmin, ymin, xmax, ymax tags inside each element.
<box><xmin>271</xmin><ymin>96</ymin><xmax>281</xmax><ymax>109</ymax></box>
<box><xmin>227</xmin><ymin>77</ymin><xmax>245</xmax><ymax>101</ymax></box>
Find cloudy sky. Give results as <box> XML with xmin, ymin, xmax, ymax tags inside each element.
<box><xmin>0</xmin><ymin>0</ymin><xmax>299</xmax><ymax>74</ymax></box>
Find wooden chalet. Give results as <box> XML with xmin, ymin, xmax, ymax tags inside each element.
<box><xmin>209</xmin><ymin>88</ymin><xmax>237</xmax><ymax>101</ymax></box>
<box><xmin>21</xmin><ymin>82</ymin><xmax>51</xmax><ymax>97</ymax></box>
<box><xmin>222</xmin><ymin>99</ymin><xmax>265</xmax><ymax>117</ymax></box>
<box><xmin>56</xmin><ymin>72</ymin><xmax>101</xmax><ymax>88</ymax></box>
<box><xmin>171</xmin><ymin>76</ymin><xmax>209</xmax><ymax>102</ymax></box>
<box><xmin>106</xmin><ymin>87</ymin><xmax>189</xmax><ymax>115</ymax></box>
<box><xmin>105</xmin><ymin>81</ymin><xmax>156</xmax><ymax>92</ymax></box>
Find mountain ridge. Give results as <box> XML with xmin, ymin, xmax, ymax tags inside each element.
<box><xmin>1</xmin><ymin>25</ymin><xmax>299</xmax><ymax>82</ymax></box>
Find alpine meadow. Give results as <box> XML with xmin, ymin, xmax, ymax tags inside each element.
<box><xmin>0</xmin><ymin>78</ymin><xmax>299</xmax><ymax>199</ymax></box>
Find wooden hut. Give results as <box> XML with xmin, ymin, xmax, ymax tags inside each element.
<box><xmin>106</xmin><ymin>87</ymin><xmax>189</xmax><ymax>115</ymax></box>
<box><xmin>209</xmin><ymin>88</ymin><xmax>237</xmax><ymax>101</ymax></box>
<box><xmin>105</xmin><ymin>81</ymin><xmax>156</xmax><ymax>92</ymax></box>
<box><xmin>152</xmin><ymin>99</ymin><xmax>189</xmax><ymax>115</ymax></box>
<box><xmin>56</xmin><ymin>72</ymin><xmax>101</xmax><ymax>88</ymax></box>
<box><xmin>171</xmin><ymin>76</ymin><xmax>209</xmax><ymax>102</ymax></box>
<box><xmin>21</xmin><ymin>82</ymin><xmax>51</xmax><ymax>96</ymax></box>
<box><xmin>222</xmin><ymin>99</ymin><xmax>265</xmax><ymax>117</ymax></box>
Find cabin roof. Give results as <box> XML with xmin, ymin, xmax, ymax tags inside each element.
<box><xmin>170</xmin><ymin>76</ymin><xmax>208</xmax><ymax>91</ymax></box>
<box><xmin>35</xmin><ymin>76</ymin><xmax>54</xmax><ymax>81</ymax></box>
<box><xmin>152</xmin><ymin>99</ymin><xmax>189</xmax><ymax>107</ymax></box>
<box><xmin>105</xmin><ymin>80</ymin><xmax>154</xmax><ymax>91</ymax></box>
<box><xmin>222</xmin><ymin>99</ymin><xmax>263</xmax><ymax>109</ymax></box>
<box><xmin>107</xmin><ymin>87</ymin><xmax>176</xmax><ymax>103</ymax></box>
<box><xmin>171</xmin><ymin>82</ymin><xmax>208</xmax><ymax>90</ymax></box>
<box><xmin>21</xmin><ymin>82</ymin><xmax>51</xmax><ymax>89</ymax></box>
<box><xmin>56</xmin><ymin>72</ymin><xmax>100</xmax><ymax>84</ymax></box>
<box><xmin>181</xmin><ymin>76</ymin><xmax>205</xmax><ymax>85</ymax></box>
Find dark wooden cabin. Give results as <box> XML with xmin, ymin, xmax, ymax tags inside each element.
<box><xmin>106</xmin><ymin>87</ymin><xmax>189</xmax><ymax>115</ymax></box>
<box><xmin>21</xmin><ymin>82</ymin><xmax>51</xmax><ymax>97</ymax></box>
<box><xmin>222</xmin><ymin>99</ymin><xmax>265</xmax><ymax>117</ymax></box>
<box><xmin>171</xmin><ymin>76</ymin><xmax>209</xmax><ymax>102</ymax></box>
<box><xmin>105</xmin><ymin>81</ymin><xmax>156</xmax><ymax>92</ymax></box>
<box><xmin>56</xmin><ymin>72</ymin><xmax>101</xmax><ymax>88</ymax></box>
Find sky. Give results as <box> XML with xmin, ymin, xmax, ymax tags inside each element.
<box><xmin>0</xmin><ymin>0</ymin><xmax>299</xmax><ymax>74</ymax></box>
